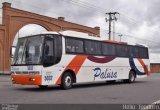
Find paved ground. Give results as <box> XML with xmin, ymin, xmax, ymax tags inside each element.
<box><xmin>0</xmin><ymin>74</ymin><xmax>160</xmax><ymax>104</ymax></box>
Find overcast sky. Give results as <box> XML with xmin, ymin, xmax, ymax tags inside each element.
<box><xmin>0</xmin><ymin>0</ymin><xmax>160</xmax><ymax>62</ymax></box>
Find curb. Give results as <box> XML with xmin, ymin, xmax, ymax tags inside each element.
<box><xmin>0</xmin><ymin>74</ymin><xmax>11</xmax><ymax>75</ymax></box>
<box><xmin>0</xmin><ymin>71</ymin><xmax>11</xmax><ymax>75</ymax></box>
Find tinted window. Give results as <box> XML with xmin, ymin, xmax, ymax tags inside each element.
<box><xmin>129</xmin><ymin>46</ymin><xmax>139</xmax><ymax>58</ymax></box>
<box><xmin>102</xmin><ymin>43</ymin><xmax>116</xmax><ymax>56</ymax></box>
<box><xmin>66</xmin><ymin>38</ymin><xmax>84</xmax><ymax>53</ymax></box>
<box><xmin>138</xmin><ymin>47</ymin><xmax>149</xmax><ymax>58</ymax></box>
<box><xmin>129</xmin><ymin>46</ymin><xmax>149</xmax><ymax>59</ymax></box>
<box><xmin>43</xmin><ymin>37</ymin><xmax>54</xmax><ymax>65</ymax></box>
<box><xmin>43</xmin><ymin>35</ymin><xmax>62</xmax><ymax>67</ymax></box>
<box><xmin>116</xmin><ymin>45</ymin><xmax>129</xmax><ymax>57</ymax></box>
<box><xmin>85</xmin><ymin>40</ymin><xmax>101</xmax><ymax>55</ymax></box>
<box><xmin>54</xmin><ymin>35</ymin><xmax>62</xmax><ymax>64</ymax></box>
<box><xmin>65</xmin><ymin>36</ymin><xmax>149</xmax><ymax>59</ymax></box>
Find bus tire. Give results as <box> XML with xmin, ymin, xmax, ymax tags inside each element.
<box><xmin>125</xmin><ymin>71</ymin><xmax>136</xmax><ymax>83</ymax></box>
<box><xmin>61</xmin><ymin>72</ymin><xmax>73</xmax><ymax>90</ymax></box>
<box><xmin>38</xmin><ymin>85</ymin><xmax>48</xmax><ymax>89</ymax></box>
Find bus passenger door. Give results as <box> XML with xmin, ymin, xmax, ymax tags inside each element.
<box><xmin>42</xmin><ymin>37</ymin><xmax>55</xmax><ymax>85</ymax></box>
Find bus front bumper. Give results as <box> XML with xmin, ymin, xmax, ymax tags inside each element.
<box><xmin>11</xmin><ymin>75</ymin><xmax>42</xmax><ymax>85</ymax></box>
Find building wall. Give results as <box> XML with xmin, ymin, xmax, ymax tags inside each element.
<box><xmin>150</xmin><ymin>63</ymin><xmax>160</xmax><ymax>73</ymax></box>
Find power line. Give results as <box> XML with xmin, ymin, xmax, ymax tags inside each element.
<box><xmin>11</xmin><ymin>0</ymin><xmax>104</xmax><ymax>25</ymax></box>
<box><xmin>0</xmin><ymin>13</ymin><xmax>158</xmax><ymax>45</ymax></box>
<box><xmin>100</xmin><ymin>28</ymin><xmax>160</xmax><ymax>45</ymax></box>
<box><xmin>63</xmin><ymin>0</ymin><xmax>140</xmax><ymax>25</ymax></box>
<box><xmin>7</xmin><ymin>0</ymin><xmax>105</xmax><ymax>28</ymax></box>
<box><xmin>84</xmin><ymin>0</ymin><xmax>140</xmax><ymax>25</ymax></box>
<box><xmin>0</xmin><ymin>15</ymin><xmax>159</xmax><ymax>50</ymax></box>
<box><xmin>0</xmin><ymin>1</ymin><xmax>159</xmax><ymax>46</ymax></box>
<box><xmin>11</xmin><ymin>0</ymin><xmax>140</xmax><ymax>27</ymax></box>
<box><xmin>61</xmin><ymin>0</ymin><xmax>152</xmax><ymax>43</ymax></box>
<box><xmin>61</xmin><ymin>0</ymin><xmax>105</xmax><ymax>15</ymax></box>
<box><xmin>1</xmin><ymin>0</ymin><xmax>145</xmax><ymax>28</ymax></box>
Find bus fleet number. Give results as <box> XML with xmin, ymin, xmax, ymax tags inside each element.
<box><xmin>44</xmin><ymin>76</ymin><xmax>53</xmax><ymax>81</ymax></box>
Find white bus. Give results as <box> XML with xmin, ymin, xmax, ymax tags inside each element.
<box><xmin>11</xmin><ymin>31</ymin><xmax>150</xmax><ymax>89</ymax></box>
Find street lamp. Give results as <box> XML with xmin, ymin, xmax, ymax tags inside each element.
<box><xmin>118</xmin><ymin>34</ymin><xmax>123</xmax><ymax>42</ymax></box>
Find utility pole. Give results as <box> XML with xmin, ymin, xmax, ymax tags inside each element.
<box><xmin>105</xmin><ymin>12</ymin><xmax>119</xmax><ymax>40</ymax></box>
<box><xmin>118</xmin><ymin>34</ymin><xmax>123</xmax><ymax>41</ymax></box>
<box><xmin>113</xmin><ymin>20</ymin><xmax>115</xmax><ymax>40</ymax></box>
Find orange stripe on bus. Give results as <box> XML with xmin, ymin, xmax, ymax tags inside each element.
<box><xmin>56</xmin><ymin>55</ymin><xmax>87</xmax><ymax>84</ymax></box>
<box><xmin>137</xmin><ymin>58</ymin><xmax>150</xmax><ymax>76</ymax></box>
<box><xmin>11</xmin><ymin>75</ymin><xmax>42</xmax><ymax>85</ymax></box>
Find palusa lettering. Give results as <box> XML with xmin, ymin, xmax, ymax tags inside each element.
<box><xmin>93</xmin><ymin>67</ymin><xmax>117</xmax><ymax>80</ymax></box>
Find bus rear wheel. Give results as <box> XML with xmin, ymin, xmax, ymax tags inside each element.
<box><xmin>124</xmin><ymin>71</ymin><xmax>136</xmax><ymax>83</ymax></box>
<box><xmin>61</xmin><ymin>72</ymin><xmax>73</xmax><ymax>90</ymax></box>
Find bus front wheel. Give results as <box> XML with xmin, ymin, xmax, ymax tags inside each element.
<box><xmin>61</xmin><ymin>72</ymin><xmax>73</xmax><ymax>90</ymax></box>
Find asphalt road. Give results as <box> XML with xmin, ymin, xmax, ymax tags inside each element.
<box><xmin>0</xmin><ymin>74</ymin><xmax>160</xmax><ymax>104</ymax></box>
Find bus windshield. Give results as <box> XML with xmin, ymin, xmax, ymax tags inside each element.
<box><xmin>13</xmin><ymin>35</ymin><xmax>44</xmax><ymax>65</ymax></box>
<box><xmin>13</xmin><ymin>34</ymin><xmax>62</xmax><ymax>66</ymax></box>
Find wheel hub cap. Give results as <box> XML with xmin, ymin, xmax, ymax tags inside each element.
<box><xmin>65</xmin><ymin>76</ymin><xmax>71</xmax><ymax>87</ymax></box>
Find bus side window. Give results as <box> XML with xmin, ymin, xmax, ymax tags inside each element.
<box><xmin>84</xmin><ymin>40</ymin><xmax>101</xmax><ymax>55</ymax></box>
<box><xmin>138</xmin><ymin>47</ymin><xmax>149</xmax><ymax>59</ymax></box>
<box><xmin>116</xmin><ymin>45</ymin><xmax>129</xmax><ymax>57</ymax></box>
<box><xmin>66</xmin><ymin>38</ymin><xmax>84</xmax><ymax>54</ymax></box>
<box><xmin>133</xmin><ymin>47</ymin><xmax>139</xmax><ymax>58</ymax></box>
<box><xmin>129</xmin><ymin>46</ymin><xmax>134</xmax><ymax>57</ymax></box>
<box><xmin>129</xmin><ymin>46</ymin><xmax>139</xmax><ymax>58</ymax></box>
<box><xmin>102</xmin><ymin>43</ymin><xmax>115</xmax><ymax>56</ymax></box>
